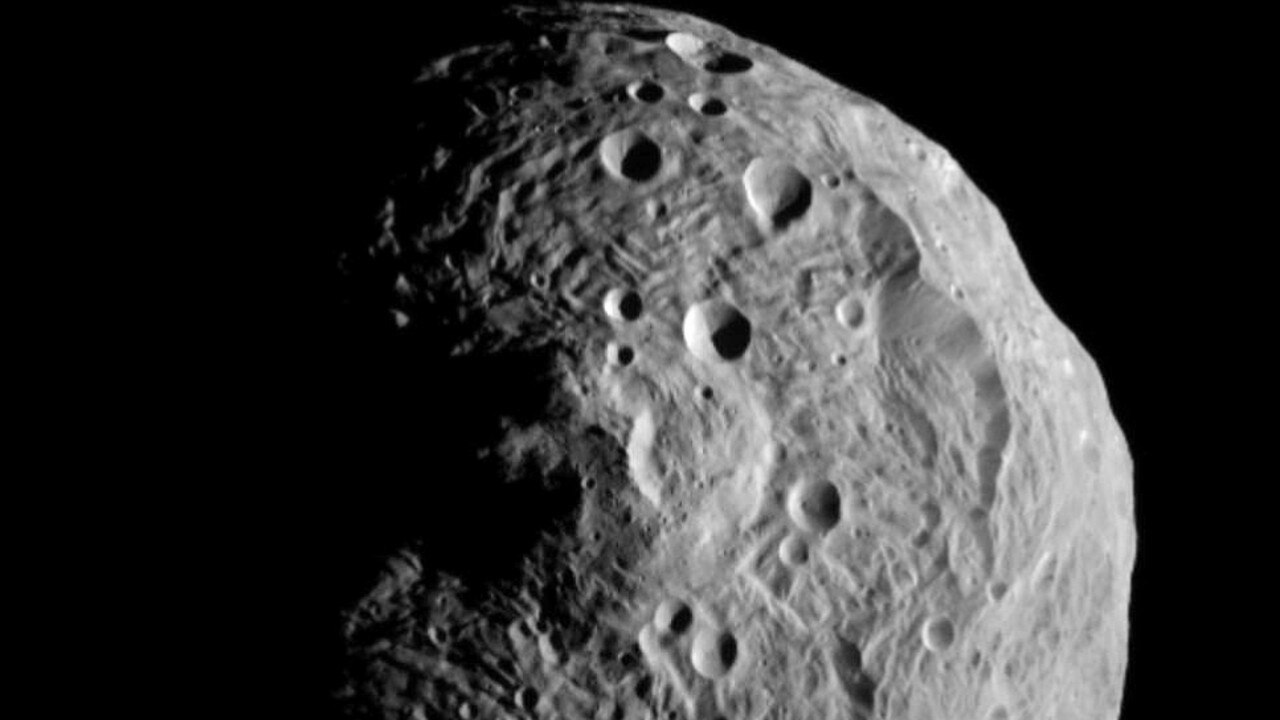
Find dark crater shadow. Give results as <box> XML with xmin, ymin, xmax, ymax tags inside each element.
<box><xmin>772</xmin><ymin>177</ymin><xmax>813</xmax><ymax>228</ymax></box>
<box><xmin>710</xmin><ymin>311</ymin><xmax>753</xmax><ymax>360</ymax></box>
<box><xmin>623</xmin><ymin>27</ymin><xmax>671</xmax><ymax>42</ymax></box>
<box><xmin>704</xmin><ymin>51</ymin><xmax>754</xmax><ymax>74</ymax></box>
<box><xmin>621</xmin><ymin>136</ymin><xmax>662</xmax><ymax>181</ymax></box>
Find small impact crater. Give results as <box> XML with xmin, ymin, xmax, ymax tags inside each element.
<box><xmin>778</xmin><ymin>534</ymin><xmax>809</xmax><ymax>566</ymax></box>
<box><xmin>653</xmin><ymin>598</ymin><xmax>693</xmax><ymax>636</ymax></box>
<box><xmin>788</xmin><ymin>479</ymin><xmax>841</xmax><ymax>533</ymax></box>
<box><xmin>688</xmin><ymin>92</ymin><xmax>727</xmax><ymax>116</ymax></box>
<box><xmin>683</xmin><ymin>299</ymin><xmax>752</xmax><ymax>362</ymax></box>
<box><xmin>600</xmin><ymin>128</ymin><xmax>662</xmax><ymax>182</ymax></box>
<box><xmin>835</xmin><ymin>296</ymin><xmax>865</xmax><ymax>329</ymax></box>
<box><xmin>922</xmin><ymin>616</ymin><xmax>956</xmax><ymax>652</ymax></box>
<box><xmin>691</xmin><ymin>628</ymin><xmax>738</xmax><ymax>679</ymax></box>
<box><xmin>627</xmin><ymin>79</ymin><xmax>665</xmax><ymax>103</ymax></box>
<box><xmin>743</xmin><ymin>157</ymin><xmax>812</xmax><ymax>228</ymax></box>
<box><xmin>514</xmin><ymin>686</ymin><xmax>538</xmax><ymax>711</ymax></box>
<box><xmin>607</xmin><ymin>342</ymin><xmax>635</xmax><ymax>367</ymax></box>
<box><xmin>987</xmin><ymin>581</ymin><xmax>1009</xmax><ymax>602</ymax></box>
<box><xmin>604</xmin><ymin>287</ymin><xmax>643</xmax><ymax>321</ymax></box>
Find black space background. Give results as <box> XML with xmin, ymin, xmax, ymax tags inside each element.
<box><xmin>217</xmin><ymin>2</ymin><xmax>1234</xmax><ymax>717</ymax></box>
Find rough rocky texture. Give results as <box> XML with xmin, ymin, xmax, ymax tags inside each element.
<box><xmin>333</xmin><ymin>4</ymin><xmax>1136</xmax><ymax>720</ymax></box>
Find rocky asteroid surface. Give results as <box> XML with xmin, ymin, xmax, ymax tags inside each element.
<box><xmin>332</xmin><ymin>4</ymin><xmax>1136</xmax><ymax>720</ymax></box>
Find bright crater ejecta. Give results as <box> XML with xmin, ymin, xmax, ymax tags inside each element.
<box><xmin>335</xmin><ymin>5</ymin><xmax>1136</xmax><ymax>720</ymax></box>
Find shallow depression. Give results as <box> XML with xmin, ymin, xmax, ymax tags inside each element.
<box><xmin>922</xmin><ymin>616</ymin><xmax>956</xmax><ymax>652</ymax></box>
<box><xmin>778</xmin><ymin>534</ymin><xmax>809</xmax><ymax>566</ymax></box>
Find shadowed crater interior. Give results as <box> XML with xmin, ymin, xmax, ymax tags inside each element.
<box><xmin>704</xmin><ymin>51</ymin><xmax>753</xmax><ymax>74</ymax></box>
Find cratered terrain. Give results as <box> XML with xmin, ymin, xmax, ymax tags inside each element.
<box><xmin>328</xmin><ymin>4</ymin><xmax>1137</xmax><ymax>720</ymax></box>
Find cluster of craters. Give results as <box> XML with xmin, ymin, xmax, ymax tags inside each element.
<box><xmin>646</xmin><ymin>597</ymin><xmax>739</xmax><ymax>682</ymax></box>
<box><xmin>635</xmin><ymin>594</ymin><xmax>740</xmax><ymax>718</ymax></box>
<box><xmin>336</xmin><ymin>4</ymin><xmax>1135</xmax><ymax>720</ymax></box>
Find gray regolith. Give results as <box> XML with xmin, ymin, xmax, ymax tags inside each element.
<box><xmin>335</xmin><ymin>4</ymin><xmax>1136</xmax><ymax>720</ymax></box>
